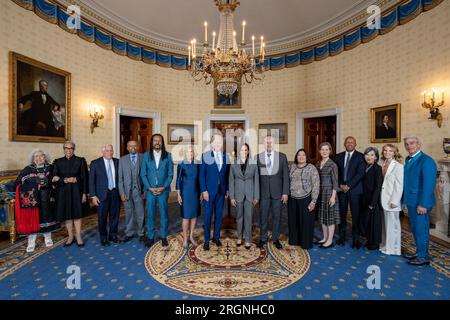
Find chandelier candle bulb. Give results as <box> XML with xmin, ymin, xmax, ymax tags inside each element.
<box><xmin>212</xmin><ymin>32</ymin><xmax>216</xmax><ymax>51</ymax></box>
<box><xmin>260</xmin><ymin>36</ymin><xmax>264</xmax><ymax>56</ymax></box>
<box><xmin>252</xmin><ymin>35</ymin><xmax>255</xmax><ymax>56</ymax></box>
<box><xmin>242</xmin><ymin>21</ymin><xmax>246</xmax><ymax>44</ymax></box>
<box><xmin>188</xmin><ymin>46</ymin><xmax>191</xmax><ymax>66</ymax></box>
<box><xmin>233</xmin><ymin>30</ymin><xmax>237</xmax><ymax>52</ymax></box>
<box><xmin>204</xmin><ymin>22</ymin><xmax>208</xmax><ymax>43</ymax></box>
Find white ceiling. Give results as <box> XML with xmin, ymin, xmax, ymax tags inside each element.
<box><xmin>77</xmin><ymin>0</ymin><xmax>379</xmax><ymax>50</ymax></box>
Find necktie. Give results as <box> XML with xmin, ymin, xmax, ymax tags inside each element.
<box><xmin>267</xmin><ymin>153</ymin><xmax>272</xmax><ymax>174</ymax></box>
<box><xmin>344</xmin><ymin>152</ymin><xmax>350</xmax><ymax>182</ymax></box>
<box><xmin>107</xmin><ymin>160</ymin><xmax>114</xmax><ymax>190</ymax></box>
<box><xmin>216</xmin><ymin>152</ymin><xmax>222</xmax><ymax>171</ymax></box>
<box><xmin>131</xmin><ymin>154</ymin><xmax>136</xmax><ymax>165</ymax></box>
<box><xmin>41</xmin><ymin>94</ymin><xmax>46</xmax><ymax>104</ymax></box>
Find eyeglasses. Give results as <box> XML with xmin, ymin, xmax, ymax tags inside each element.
<box><xmin>64</xmin><ymin>147</ymin><xmax>74</xmax><ymax>150</ymax></box>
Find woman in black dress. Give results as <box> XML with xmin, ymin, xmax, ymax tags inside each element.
<box><xmin>15</xmin><ymin>149</ymin><xmax>59</xmax><ymax>252</ymax></box>
<box><xmin>360</xmin><ymin>147</ymin><xmax>383</xmax><ymax>250</ymax></box>
<box><xmin>52</xmin><ymin>141</ymin><xmax>88</xmax><ymax>247</ymax></box>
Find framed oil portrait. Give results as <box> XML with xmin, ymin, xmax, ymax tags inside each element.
<box><xmin>258</xmin><ymin>123</ymin><xmax>288</xmax><ymax>144</ymax></box>
<box><xmin>370</xmin><ymin>104</ymin><xmax>401</xmax><ymax>143</ymax></box>
<box><xmin>168</xmin><ymin>124</ymin><xmax>196</xmax><ymax>145</ymax></box>
<box><xmin>214</xmin><ymin>82</ymin><xmax>241</xmax><ymax>108</ymax></box>
<box><xmin>10</xmin><ymin>52</ymin><xmax>71</xmax><ymax>143</ymax></box>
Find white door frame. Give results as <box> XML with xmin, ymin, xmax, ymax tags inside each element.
<box><xmin>205</xmin><ymin>113</ymin><xmax>251</xmax><ymax>149</ymax></box>
<box><xmin>296</xmin><ymin>107</ymin><xmax>342</xmax><ymax>153</ymax></box>
<box><xmin>114</xmin><ymin>106</ymin><xmax>161</xmax><ymax>155</ymax></box>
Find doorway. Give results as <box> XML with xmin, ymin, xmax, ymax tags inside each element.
<box><xmin>303</xmin><ymin>116</ymin><xmax>337</xmax><ymax>164</ymax></box>
<box><xmin>210</xmin><ymin>120</ymin><xmax>246</xmax><ymax>158</ymax></box>
<box><xmin>119</xmin><ymin>116</ymin><xmax>152</xmax><ymax>156</ymax></box>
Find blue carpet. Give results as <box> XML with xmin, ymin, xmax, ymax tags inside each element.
<box><xmin>0</xmin><ymin>203</ymin><xmax>449</xmax><ymax>300</ymax></box>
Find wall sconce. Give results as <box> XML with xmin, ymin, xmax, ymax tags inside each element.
<box><xmin>89</xmin><ymin>104</ymin><xmax>104</xmax><ymax>134</ymax></box>
<box><xmin>422</xmin><ymin>88</ymin><xmax>445</xmax><ymax>128</ymax></box>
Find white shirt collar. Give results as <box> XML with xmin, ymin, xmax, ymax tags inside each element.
<box><xmin>410</xmin><ymin>150</ymin><xmax>422</xmax><ymax>158</ymax></box>
<box><xmin>346</xmin><ymin>150</ymin><xmax>355</xmax><ymax>157</ymax></box>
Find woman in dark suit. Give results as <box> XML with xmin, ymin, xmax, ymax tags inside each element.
<box><xmin>229</xmin><ymin>143</ymin><xmax>259</xmax><ymax>249</ymax></box>
<box><xmin>176</xmin><ymin>145</ymin><xmax>201</xmax><ymax>248</ymax></box>
<box><xmin>360</xmin><ymin>147</ymin><xmax>383</xmax><ymax>250</ymax></box>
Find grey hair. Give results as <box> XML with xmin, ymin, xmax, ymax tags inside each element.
<box><xmin>63</xmin><ymin>140</ymin><xmax>76</xmax><ymax>149</ymax></box>
<box><xmin>101</xmin><ymin>144</ymin><xmax>114</xmax><ymax>152</ymax></box>
<box><xmin>403</xmin><ymin>135</ymin><xmax>421</xmax><ymax>145</ymax></box>
<box><xmin>28</xmin><ymin>148</ymin><xmax>51</xmax><ymax>165</ymax></box>
<box><xmin>38</xmin><ymin>79</ymin><xmax>48</xmax><ymax>86</ymax></box>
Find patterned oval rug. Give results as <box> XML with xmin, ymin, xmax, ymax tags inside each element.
<box><xmin>144</xmin><ymin>228</ymin><xmax>310</xmax><ymax>298</ymax></box>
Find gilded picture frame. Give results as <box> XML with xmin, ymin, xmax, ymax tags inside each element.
<box><xmin>9</xmin><ymin>52</ymin><xmax>71</xmax><ymax>143</ymax></box>
<box><xmin>213</xmin><ymin>81</ymin><xmax>241</xmax><ymax>109</ymax></box>
<box><xmin>258</xmin><ymin>123</ymin><xmax>288</xmax><ymax>144</ymax></box>
<box><xmin>370</xmin><ymin>104</ymin><xmax>401</xmax><ymax>143</ymax></box>
<box><xmin>167</xmin><ymin>124</ymin><xmax>196</xmax><ymax>145</ymax></box>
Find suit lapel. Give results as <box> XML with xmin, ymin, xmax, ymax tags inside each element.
<box><xmin>385</xmin><ymin>160</ymin><xmax>395</xmax><ymax>178</ymax></box>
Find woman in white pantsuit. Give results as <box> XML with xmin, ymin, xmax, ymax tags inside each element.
<box><xmin>380</xmin><ymin>144</ymin><xmax>404</xmax><ymax>255</ymax></box>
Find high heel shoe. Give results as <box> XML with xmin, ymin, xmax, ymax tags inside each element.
<box><xmin>320</xmin><ymin>242</ymin><xmax>334</xmax><ymax>249</ymax></box>
<box><xmin>63</xmin><ymin>239</ymin><xmax>74</xmax><ymax>247</ymax></box>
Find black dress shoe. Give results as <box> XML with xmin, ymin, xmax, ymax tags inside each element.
<box><xmin>121</xmin><ymin>235</ymin><xmax>133</xmax><ymax>243</ymax></box>
<box><xmin>352</xmin><ymin>241</ymin><xmax>361</xmax><ymax>249</ymax></box>
<box><xmin>273</xmin><ymin>240</ymin><xmax>283</xmax><ymax>249</ymax></box>
<box><xmin>145</xmin><ymin>238</ymin><xmax>154</xmax><ymax>248</ymax></box>
<box><xmin>336</xmin><ymin>238</ymin><xmax>345</xmax><ymax>246</ymax></box>
<box><xmin>403</xmin><ymin>252</ymin><xmax>418</xmax><ymax>260</ymax></box>
<box><xmin>139</xmin><ymin>236</ymin><xmax>146</xmax><ymax>243</ymax></box>
<box><xmin>257</xmin><ymin>240</ymin><xmax>266</xmax><ymax>248</ymax></box>
<box><xmin>408</xmin><ymin>257</ymin><xmax>430</xmax><ymax>266</ymax></box>
<box><xmin>109</xmin><ymin>236</ymin><xmax>118</xmax><ymax>244</ymax></box>
<box><xmin>161</xmin><ymin>238</ymin><xmax>169</xmax><ymax>247</ymax></box>
<box><xmin>101</xmin><ymin>240</ymin><xmax>110</xmax><ymax>247</ymax></box>
<box><xmin>203</xmin><ymin>242</ymin><xmax>210</xmax><ymax>251</ymax></box>
<box><xmin>213</xmin><ymin>239</ymin><xmax>222</xmax><ymax>247</ymax></box>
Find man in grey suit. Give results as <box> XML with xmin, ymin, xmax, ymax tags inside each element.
<box><xmin>257</xmin><ymin>135</ymin><xmax>289</xmax><ymax>249</ymax></box>
<box><xmin>118</xmin><ymin>140</ymin><xmax>145</xmax><ymax>243</ymax></box>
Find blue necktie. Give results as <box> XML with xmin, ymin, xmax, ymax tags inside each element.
<box><xmin>107</xmin><ymin>160</ymin><xmax>114</xmax><ymax>190</ymax></box>
<box><xmin>344</xmin><ymin>152</ymin><xmax>351</xmax><ymax>182</ymax></box>
<box><xmin>131</xmin><ymin>154</ymin><xmax>136</xmax><ymax>165</ymax></box>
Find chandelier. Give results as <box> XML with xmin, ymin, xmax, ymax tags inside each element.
<box><xmin>188</xmin><ymin>0</ymin><xmax>266</xmax><ymax>97</ymax></box>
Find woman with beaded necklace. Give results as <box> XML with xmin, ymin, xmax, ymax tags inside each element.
<box><xmin>15</xmin><ymin>149</ymin><xmax>59</xmax><ymax>252</ymax></box>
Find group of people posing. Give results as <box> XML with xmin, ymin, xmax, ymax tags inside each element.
<box><xmin>15</xmin><ymin>133</ymin><xmax>437</xmax><ymax>267</ymax></box>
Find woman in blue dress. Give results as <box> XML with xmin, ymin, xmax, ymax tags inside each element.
<box><xmin>176</xmin><ymin>145</ymin><xmax>201</xmax><ymax>248</ymax></box>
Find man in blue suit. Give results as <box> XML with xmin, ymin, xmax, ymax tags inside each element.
<box><xmin>200</xmin><ymin>133</ymin><xmax>230</xmax><ymax>251</ymax></box>
<box><xmin>335</xmin><ymin>136</ymin><xmax>366</xmax><ymax>248</ymax></box>
<box><xmin>89</xmin><ymin>144</ymin><xmax>120</xmax><ymax>246</ymax></box>
<box><xmin>141</xmin><ymin>134</ymin><xmax>174</xmax><ymax>248</ymax></box>
<box><xmin>402</xmin><ymin>135</ymin><xmax>437</xmax><ymax>266</ymax></box>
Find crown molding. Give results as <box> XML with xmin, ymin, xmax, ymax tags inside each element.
<box><xmin>58</xmin><ymin>0</ymin><xmax>403</xmax><ymax>56</ymax></box>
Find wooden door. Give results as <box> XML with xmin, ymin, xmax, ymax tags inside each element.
<box><xmin>120</xmin><ymin>116</ymin><xmax>152</xmax><ymax>156</ymax></box>
<box><xmin>304</xmin><ymin>116</ymin><xmax>336</xmax><ymax>164</ymax></box>
<box><xmin>210</xmin><ymin>121</ymin><xmax>246</xmax><ymax>158</ymax></box>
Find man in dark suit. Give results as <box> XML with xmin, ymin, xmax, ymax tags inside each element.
<box><xmin>199</xmin><ymin>133</ymin><xmax>230</xmax><ymax>251</ymax></box>
<box><xmin>89</xmin><ymin>144</ymin><xmax>120</xmax><ymax>246</ymax></box>
<box><xmin>335</xmin><ymin>136</ymin><xmax>366</xmax><ymax>248</ymax></box>
<box><xmin>376</xmin><ymin>114</ymin><xmax>396</xmax><ymax>139</ymax></box>
<box><xmin>17</xmin><ymin>80</ymin><xmax>62</xmax><ymax>136</ymax></box>
<box><xmin>257</xmin><ymin>135</ymin><xmax>289</xmax><ymax>249</ymax></box>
